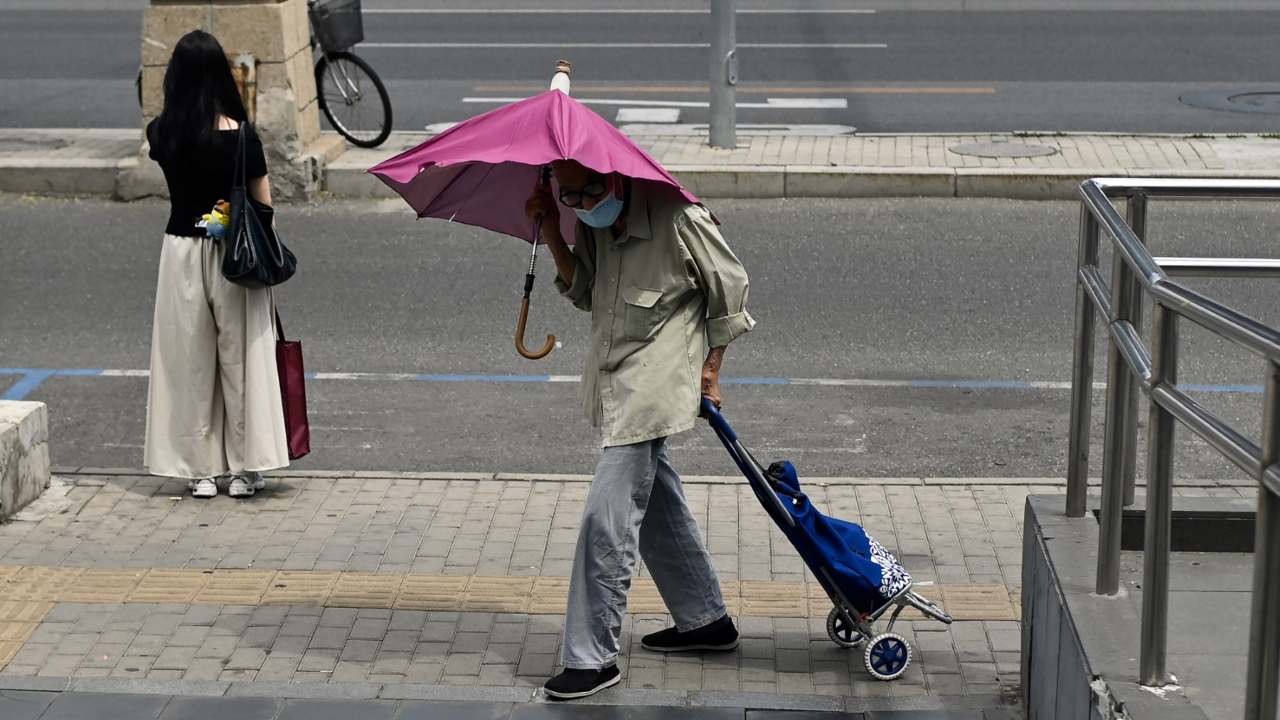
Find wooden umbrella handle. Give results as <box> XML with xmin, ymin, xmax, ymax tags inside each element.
<box><xmin>516</xmin><ymin>296</ymin><xmax>556</xmax><ymax>360</ymax></box>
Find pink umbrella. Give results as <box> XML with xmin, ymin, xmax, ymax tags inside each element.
<box><xmin>367</xmin><ymin>73</ymin><xmax>702</xmax><ymax>359</ymax></box>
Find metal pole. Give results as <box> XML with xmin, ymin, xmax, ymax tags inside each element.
<box><xmin>1139</xmin><ymin>304</ymin><xmax>1177</xmax><ymax>686</ymax></box>
<box><xmin>1244</xmin><ymin>361</ymin><xmax>1280</xmax><ymax>720</ymax></box>
<box><xmin>1123</xmin><ymin>194</ymin><xmax>1148</xmax><ymax>507</ymax></box>
<box><xmin>709</xmin><ymin>0</ymin><xmax>737</xmax><ymax>149</ymax></box>
<box><xmin>1067</xmin><ymin>208</ymin><xmax>1100</xmax><ymax>518</ymax></box>
<box><xmin>1097</xmin><ymin>250</ymin><xmax>1135</xmax><ymax>596</ymax></box>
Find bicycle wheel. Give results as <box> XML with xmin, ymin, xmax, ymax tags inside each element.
<box><xmin>315</xmin><ymin>51</ymin><xmax>392</xmax><ymax>148</ymax></box>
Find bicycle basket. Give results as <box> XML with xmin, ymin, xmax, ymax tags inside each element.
<box><xmin>310</xmin><ymin>0</ymin><xmax>364</xmax><ymax>53</ymax></box>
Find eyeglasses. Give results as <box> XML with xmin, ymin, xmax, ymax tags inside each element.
<box><xmin>558</xmin><ymin>180</ymin><xmax>608</xmax><ymax>209</ymax></box>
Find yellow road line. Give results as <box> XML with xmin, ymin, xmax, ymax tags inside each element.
<box><xmin>0</xmin><ymin>566</ymin><xmax>1019</xmax><ymax>621</ymax></box>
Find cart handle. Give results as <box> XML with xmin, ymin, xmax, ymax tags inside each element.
<box><xmin>700</xmin><ymin>398</ymin><xmax>796</xmax><ymax>528</ymax></box>
<box><xmin>699</xmin><ymin>396</ymin><xmax>737</xmax><ymax>442</ymax></box>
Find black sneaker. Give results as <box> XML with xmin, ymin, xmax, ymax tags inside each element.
<box><xmin>543</xmin><ymin>665</ymin><xmax>621</xmax><ymax>700</ymax></box>
<box><xmin>641</xmin><ymin>615</ymin><xmax>739</xmax><ymax>652</ymax></box>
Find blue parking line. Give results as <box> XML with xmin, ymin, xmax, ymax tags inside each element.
<box><xmin>0</xmin><ymin>367</ymin><xmax>1271</xmax><ymax>401</ymax></box>
<box><xmin>1</xmin><ymin>368</ymin><xmax>106</xmax><ymax>401</ymax></box>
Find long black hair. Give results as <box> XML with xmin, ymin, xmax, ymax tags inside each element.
<box><xmin>153</xmin><ymin>30</ymin><xmax>247</xmax><ymax>160</ymax></box>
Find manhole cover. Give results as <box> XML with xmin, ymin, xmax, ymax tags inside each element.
<box><xmin>0</xmin><ymin>137</ymin><xmax>69</xmax><ymax>153</ymax></box>
<box><xmin>948</xmin><ymin>142</ymin><xmax>1059</xmax><ymax>158</ymax></box>
<box><xmin>1180</xmin><ymin>89</ymin><xmax>1280</xmax><ymax>115</ymax></box>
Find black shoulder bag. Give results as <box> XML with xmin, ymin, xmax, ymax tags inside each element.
<box><xmin>222</xmin><ymin>124</ymin><xmax>297</xmax><ymax>288</ymax></box>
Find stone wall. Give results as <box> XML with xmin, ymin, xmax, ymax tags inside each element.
<box><xmin>0</xmin><ymin>401</ymin><xmax>51</xmax><ymax>521</ymax></box>
<box><xmin>130</xmin><ymin>0</ymin><xmax>332</xmax><ymax>200</ymax></box>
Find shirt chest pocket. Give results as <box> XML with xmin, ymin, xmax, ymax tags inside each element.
<box><xmin>622</xmin><ymin>287</ymin><xmax>663</xmax><ymax>342</ymax></box>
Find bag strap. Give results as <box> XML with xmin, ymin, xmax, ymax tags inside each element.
<box><xmin>269</xmin><ymin>288</ymin><xmax>286</xmax><ymax>342</ymax></box>
<box><xmin>232</xmin><ymin>123</ymin><xmax>247</xmax><ymax>192</ymax></box>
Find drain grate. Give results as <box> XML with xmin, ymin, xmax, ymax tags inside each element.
<box><xmin>948</xmin><ymin>141</ymin><xmax>1059</xmax><ymax>159</ymax></box>
<box><xmin>1180</xmin><ymin>89</ymin><xmax>1280</xmax><ymax>115</ymax></box>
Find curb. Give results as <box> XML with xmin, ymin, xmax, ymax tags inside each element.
<box><xmin>48</xmin><ymin>466</ymin><xmax>1253</xmax><ymax>488</ymax></box>
<box><xmin>0</xmin><ymin>675</ymin><xmax>1013</xmax><ymax>715</ymax></box>
<box><xmin>321</xmin><ymin>161</ymin><xmax>1280</xmax><ymax>201</ymax></box>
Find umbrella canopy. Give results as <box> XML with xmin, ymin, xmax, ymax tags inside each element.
<box><xmin>367</xmin><ymin>90</ymin><xmax>701</xmax><ymax>244</ymax></box>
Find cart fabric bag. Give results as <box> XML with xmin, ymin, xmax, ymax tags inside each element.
<box><xmin>765</xmin><ymin>460</ymin><xmax>912</xmax><ymax>614</ymax></box>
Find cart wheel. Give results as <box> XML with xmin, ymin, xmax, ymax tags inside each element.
<box><xmin>826</xmin><ymin>607</ymin><xmax>866</xmax><ymax>648</ymax></box>
<box><xmin>864</xmin><ymin>633</ymin><xmax>911</xmax><ymax>681</ymax></box>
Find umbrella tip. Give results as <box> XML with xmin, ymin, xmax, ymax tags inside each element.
<box><xmin>550</xmin><ymin>60</ymin><xmax>572</xmax><ymax>94</ymax></box>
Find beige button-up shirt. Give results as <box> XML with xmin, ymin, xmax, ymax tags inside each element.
<box><xmin>554</xmin><ymin>184</ymin><xmax>755</xmax><ymax>447</ymax></box>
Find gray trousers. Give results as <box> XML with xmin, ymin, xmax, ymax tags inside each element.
<box><xmin>560</xmin><ymin>437</ymin><xmax>728</xmax><ymax>670</ymax></box>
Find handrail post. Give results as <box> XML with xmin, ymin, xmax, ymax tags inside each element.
<box><xmin>1067</xmin><ymin>207</ymin><xmax>1100</xmax><ymax>517</ymax></box>
<box><xmin>1244</xmin><ymin>361</ymin><xmax>1280</xmax><ymax>720</ymax></box>
<box><xmin>1097</xmin><ymin>249</ymin><xmax>1136</xmax><ymax>595</ymax></box>
<box><xmin>1123</xmin><ymin>193</ymin><xmax>1148</xmax><ymax>507</ymax></box>
<box><xmin>1139</xmin><ymin>304</ymin><xmax>1177</xmax><ymax>686</ymax></box>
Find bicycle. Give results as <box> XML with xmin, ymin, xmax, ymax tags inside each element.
<box><xmin>135</xmin><ymin>0</ymin><xmax>392</xmax><ymax>148</ymax></box>
<box><xmin>309</xmin><ymin>0</ymin><xmax>393</xmax><ymax>148</ymax></box>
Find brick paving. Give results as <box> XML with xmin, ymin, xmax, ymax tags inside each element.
<box><xmin>339</xmin><ymin>129</ymin><xmax>1280</xmax><ymax>173</ymax></box>
<box><xmin>6</xmin><ymin>128</ymin><xmax>1280</xmax><ymax>177</ymax></box>
<box><xmin>0</xmin><ymin>472</ymin><xmax>1257</xmax><ymax>707</ymax></box>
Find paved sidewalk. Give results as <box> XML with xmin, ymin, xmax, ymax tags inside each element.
<box><xmin>2</xmin><ymin>127</ymin><xmax>1278</xmax><ymax>201</ymax></box>
<box><xmin>0</xmin><ymin>469</ymin><xmax>1258</xmax><ymax>714</ymax></box>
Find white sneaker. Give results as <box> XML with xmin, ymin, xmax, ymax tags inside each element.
<box><xmin>246</xmin><ymin>471</ymin><xmax>266</xmax><ymax>490</ymax></box>
<box><xmin>191</xmin><ymin>478</ymin><xmax>218</xmax><ymax>498</ymax></box>
<box><xmin>228</xmin><ymin>475</ymin><xmax>256</xmax><ymax>498</ymax></box>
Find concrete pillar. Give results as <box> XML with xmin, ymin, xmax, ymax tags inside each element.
<box><xmin>0</xmin><ymin>402</ymin><xmax>50</xmax><ymax>521</ymax></box>
<box><xmin>128</xmin><ymin>0</ymin><xmax>345</xmax><ymax>200</ymax></box>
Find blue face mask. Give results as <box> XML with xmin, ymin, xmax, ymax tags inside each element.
<box><xmin>574</xmin><ymin>192</ymin><xmax>624</xmax><ymax>228</ymax></box>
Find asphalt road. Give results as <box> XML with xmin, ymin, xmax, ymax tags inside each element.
<box><xmin>1</xmin><ymin>2</ymin><xmax>1279</xmax><ymax>133</ymax></box>
<box><xmin>3</xmin><ymin>194</ymin><xmax>1278</xmax><ymax>480</ymax></box>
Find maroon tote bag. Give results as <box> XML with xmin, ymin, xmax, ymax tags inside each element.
<box><xmin>274</xmin><ymin>311</ymin><xmax>310</xmax><ymax>460</ymax></box>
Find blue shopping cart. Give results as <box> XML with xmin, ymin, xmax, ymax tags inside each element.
<box><xmin>701</xmin><ymin>398</ymin><xmax>953</xmax><ymax>681</ymax></box>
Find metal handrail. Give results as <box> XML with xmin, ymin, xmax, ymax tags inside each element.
<box><xmin>1066</xmin><ymin>178</ymin><xmax>1280</xmax><ymax>720</ymax></box>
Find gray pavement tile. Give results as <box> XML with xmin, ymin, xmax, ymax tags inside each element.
<box><xmin>225</xmin><ymin>648</ymin><xmax>268</xmax><ymax>671</ymax></box>
<box><xmin>311</xmin><ymin>627</ymin><xmax>350</xmax><ymax>650</ymax></box>
<box><xmin>280</xmin><ymin>615</ymin><xmax>321</xmax><ymax>637</ymax></box>
<box><xmin>279</xmin><ymin>699</ymin><xmax>398</xmax><ymax>720</ymax></box>
<box><xmin>169</xmin><ymin>627</ymin><xmax>211</xmax><ymax>648</ymax></box>
<box><xmin>181</xmin><ymin>607</ymin><xmax>220</xmax><ymax>627</ymax></box>
<box><xmin>343</xmin><ymin>640</ymin><xmax>381</xmax><ymax>663</ymax></box>
<box><xmin>353</xmin><ymin>618</ymin><xmax>392</xmax><ymax>641</ymax></box>
<box><xmin>41</xmin><ymin>691</ymin><xmax>170</xmax><ymax>720</ymax></box>
<box><xmin>320</xmin><ymin>608</ymin><xmax>360</xmax><ymax>627</ymax></box>
<box><xmin>0</xmin><ymin>690</ymin><xmax>57</xmax><ymax>720</ymax></box>
<box><xmin>394</xmin><ymin>700</ymin><xmax>512</xmax><ymax>719</ymax></box>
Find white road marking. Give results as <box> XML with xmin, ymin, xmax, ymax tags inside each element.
<box><xmin>615</xmin><ymin>107</ymin><xmax>681</xmax><ymax>123</ymax></box>
<box><xmin>363</xmin><ymin>8</ymin><xmax>876</xmax><ymax>14</ymax></box>
<box><xmin>462</xmin><ymin>96</ymin><xmax>848</xmax><ymax>109</ymax></box>
<box><xmin>764</xmin><ymin>98</ymin><xmax>848</xmax><ymax>108</ymax></box>
<box><xmin>362</xmin><ymin>42</ymin><xmax>885</xmax><ymax>49</ymax></box>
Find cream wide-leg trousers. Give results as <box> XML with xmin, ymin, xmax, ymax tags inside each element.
<box><xmin>144</xmin><ymin>233</ymin><xmax>289</xmax><ymax>480</ymax></box>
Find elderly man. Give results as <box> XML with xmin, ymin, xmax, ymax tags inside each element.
<box><xmin>525</xmin><ymin>160</ymin><xmax>755</xmax><ymax>699</ymax></box>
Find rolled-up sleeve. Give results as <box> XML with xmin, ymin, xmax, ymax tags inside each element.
<box><xmin>553</xmin><ymin>223</ymin><xmax>597</xmax><ymax>312</ymax></box>
<box><xmin>678</xmin><ymin>205</ymin><xmax>755</xmax><ymax>348</ymax></box>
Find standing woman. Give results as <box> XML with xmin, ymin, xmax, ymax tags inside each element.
<box><xmin>144</xmin><ymin>30</ymin><xmax>289</xmax><ymax>498</ymax></box>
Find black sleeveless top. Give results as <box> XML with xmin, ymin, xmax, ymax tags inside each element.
<box><xmin>146</xmin><ymin>119</ymin><xmax>268</xmax><ymax>237</ymax></box>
